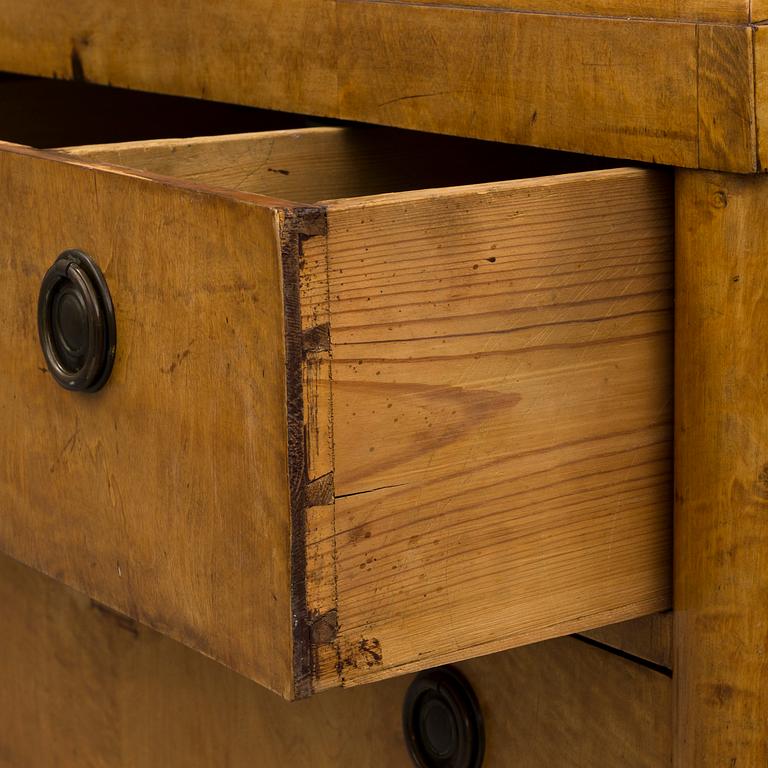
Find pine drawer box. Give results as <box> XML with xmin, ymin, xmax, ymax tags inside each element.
<box><xmin>0</xmin><ymin>125</ymin><xmax>672</xmax><ymax>699</ymax></box>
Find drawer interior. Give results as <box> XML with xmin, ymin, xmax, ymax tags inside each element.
<box><xmin>0</xmin><ymin>73</ymin><xmax>632</xmax><ymax>204</ymax></box>
<box><xmin>0</xmin><ymin>73</ymin><xmax>627</xmax><ymax>202</ymax></box>
<box><xmin>60</xmin><ymin>125</ymin><xmax>627</xmax><ymax>204</ymax></box>
<box><xmin>0</xmin><ymin>72</ymin><xmax>311</xmax><ymax>147</ymax></box>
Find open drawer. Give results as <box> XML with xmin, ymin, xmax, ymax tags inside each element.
<box><xmin>0</xmin><ymin>123</ymin><xmax>672</xmax><ymax>699</ymax></box>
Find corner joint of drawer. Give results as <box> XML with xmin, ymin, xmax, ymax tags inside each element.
<box><xmin>303</xmin><ymin>322</ymin><xmax>330</xmax><ymax>355</ymax></box>
<box><xmin>281</xmin><ymin>205</ymin><xmax>327</xmax><ymax>242</ymax></box>
<box><xmin>306</xmin><ymin>472</ymin><xmax>335</xmax><ymax>506</ymax></box>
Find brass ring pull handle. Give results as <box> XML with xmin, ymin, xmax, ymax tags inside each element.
<box><xmin>37</xmin><ymin>249</ymin><xmax>116</xmax><ymax>392</ymax></box>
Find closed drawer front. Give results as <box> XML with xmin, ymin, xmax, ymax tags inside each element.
<box><xmin>0</xmin><ymin>553</ymin><xmax>673</xmax><ymax>768</ymax></box>
<box><xmin>0</xmin><ymin>119</ymin><xmax>673</xmax><ymax>699</ymax></box>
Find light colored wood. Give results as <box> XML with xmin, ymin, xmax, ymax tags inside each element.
<box><xmin>579</xmin><ymin>613</ymin><xmax>673</xmax><ymax>669</ymax></box>
<box><xmin>0</xmin><ymin>2</ymin><xmax>760</xmax><ymax>171</ymax></box>
<box><xmin>336</xmin><ymin>7</ymin><xmax>755</xmax><ymax>172</ymax></box>
<box><xmin>61</xmin><ymin>125</ymin><xmax>617</xmax><ymax>204</ymax></box>
<box><xmin>376</xmin><ymin>0</ymin><xmax>746</xmax><ymax>21</ymax></box>
<box><xmin>463</xmin><ymin>638</ymin><xmax>672</xmax><ymax>768</ymax></box>
<box><xmin>382</xmin><ymin>0</ymin><xmax>748</xmax><ymax>22</ymax></box>
<box><xmin>0</xmin><ymin>134</ymin><xmax>674</xmax><ymax>699</ymax></box>
<box><xmin>0</xmin><ymin>552</ymin><xmax>409</xmax><ymax>768</ymax></box>
<box><xmin>0</xmin><ymin>552</ymin><xmax>672</xmax><ymax>768</ymax></box>
<box><xmin>675</xmin><ymin>170</ymin><xmax>768</xmax><ymax>767</ymax></box>
<box><xmin>696</xmin><ymin>24</ymin><xmax>756</xmax><ymax>172</ymax></box>
<box><xmin>0</xmin><ymin>141</ymin><xmax>298</xmax><ymax>697</ymax></box>
<box><xmin>62</xmin><ymin>127</ymin><xmax>435</xmax><ymax>204</ymax></box>
<box><xmin>0</xmin><ymin>0</ymin><xmax>338</xmax><ymax>117</ymax></box>
<box><xmin>308</xmin><ymin>168</ymin><xmax>673</xmax><ymax>690</ymax></box>
<box><xmin>753</xmin><ymin>1</ymin><xmax>768</xmax><ymax>20</ymax></box>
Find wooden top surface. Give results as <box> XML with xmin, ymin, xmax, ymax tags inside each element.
<box><xmin>0</xmin><ymin>1</ymin><xmax>765</xmax><ymax>172</ymax></box>
<box><xmin>378</xmin><ymin>0</ymin><xmax>757</xmax><ymax>23</ymax></box>
<box><xmin>0</xmin><ymin>0</ymin><xmax>768</xmax><ymax>173</ymax></box>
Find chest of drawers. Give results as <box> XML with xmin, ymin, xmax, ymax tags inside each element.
<box><xmin>0</xmin><ymin>0</ymin><xmax>765</xmax><ymax>764</ymax></box>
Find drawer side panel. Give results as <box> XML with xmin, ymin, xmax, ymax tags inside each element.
<box><xmin>317</xmin><ymin>168</ymin><xmax>673</xmax><ymax>688</ymax></box>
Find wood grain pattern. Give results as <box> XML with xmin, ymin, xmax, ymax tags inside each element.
<box><xmin>0</xmin><ymin>142</ymin><xmax>297</xmax><ymax>696</ymax></box>
<box><xmin>0</xmin><ymin>0</ymin><xmax>338</xmax><ymax>117</ymax></box>
<box><xmin>336</xmin><ymin>7</ymin><xmax>701</xmax><ymax>167</ymax></box>
<box><xmin>579</xmin><ymin>613</ymin><xmax>673</xmax><ymax>669</ymax></box>
<box><xmin>0</xmin><ymin>132</ymin><xmax>675</xmax><ymax>699</ymax></box>
<box><xmin>0</xmin><ymin>552</ymin><xmax>672</xmax><ymax>768</ymax></box>
<box><xmin>0</xmin><ymin>128</ymin><xmax>680</xmax><ymax>700</ymax></box>
<box><xmin>462</xmin><ymin>637</ymin><xmax>672</xmax><ymax>768</ymax></box>
<box><xmin>0</xmin><ymin>2</ymin><xmax>759</xmax><ymax>171</ymax></box>
<box><xmin>696</xmin><ymin>24</ymin><xmax>756</xmax><ymax>172</ymax></box>
<box><xmin>309</xmin><ymin>168</ymin><xmax>674</xmax><ymax>689</ymax></box>
<box><xmin>374</xmin><ymin>0</ymin><xmax>748</xmax><ymax>23</ymax></box>
<box><xmin>63</xmin><ymin>128</ymin><xmax>426</xmax><ymax>204</ymax></box>
<box><xmin>61</xmin><ymin>126</ymin><xmax>622</xmax><ymax>204</ymax></box>
<box><xmin>675</xmin><ymin>170</ymin><xmax>768</xmax><ymax>767</ymax></box>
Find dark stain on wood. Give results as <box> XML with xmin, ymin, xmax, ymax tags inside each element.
<box><xmin>69</xmin><ymin>45</ymin><xmax>87</xmax><ymax>83</ymax></box>
<box><xmin>306</xmin><ymin>472</ymin><xmax>334</xmax><ymax>507</ymax></box>
<box><xmin>336</xmin><ymin>638</ymin><xmax>384</xmax><ymax>676</ymax></box>
<box><xmin>755</xmin><ymin>463</ymin><xmax>768</xmax><ymax>500</ymax></box>
<box><xmin>309</xmin><ymin>609</ymin><xmax>338</xmax><ymax>645</ymax></box>
<box><xmin>280</xmin><ymin>204</ymin><xmax>329</xmax><ymax>699</ymax></box>
<box><xmin>303</xmin><ymin>323</ymin><xmax>330</xmax><ymax>354</ymax></box>
<box><xmin>90</xmin><ymin>599</ymin><xmax>139</xmax><ymax>636</ymax></box>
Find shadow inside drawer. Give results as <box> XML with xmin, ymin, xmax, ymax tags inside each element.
<box><xmin>0</xmin><ymin>71</ymin><xmax>628</xmax><ymax>193</ymax></box>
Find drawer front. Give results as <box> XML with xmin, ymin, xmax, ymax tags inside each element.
<box><xmin>0</xmin><ymin>129</ymin><xmax>672</xmax><ymax>698</ymax></box>
<box><xmin>0</xmin><ymin>144</ymin><xmax>298</xmax><ymax>696</ymax></box>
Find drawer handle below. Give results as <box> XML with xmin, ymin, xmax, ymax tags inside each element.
<box><xmin>403</xmin><ymin>667</ymin><xmax>485</xmax><ymax>768</ymax></box>
<box><xmin>37</xmin><ymin>249</ymin><xmax>116</xmax><ymax>392</ymax></box>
